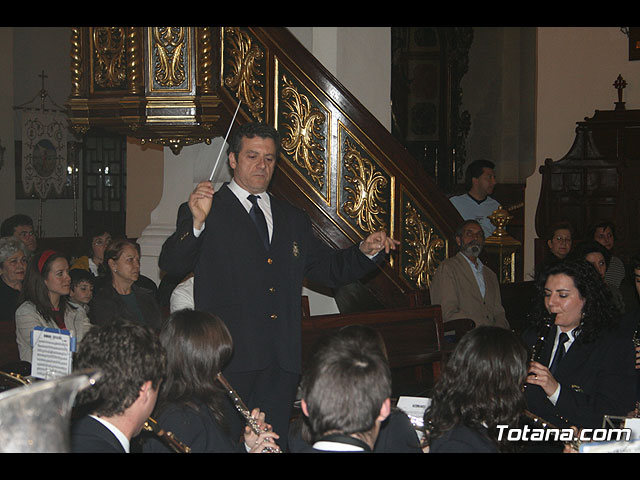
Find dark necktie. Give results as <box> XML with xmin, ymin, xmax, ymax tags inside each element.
<box><xmin>247</xmin><ymin>194</ymin><xmax>270</xmax><ymax>249</ymax></box>
<box><xmin>549</xmin><ymin>332</ymin><xmax>569</xmax><ymax>375</ymax></box>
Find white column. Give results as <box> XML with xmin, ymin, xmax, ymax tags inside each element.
<box><xmin>138</xmin><ymin>138</ymin><xmax>232</xmax><ymax>285</ymax></box>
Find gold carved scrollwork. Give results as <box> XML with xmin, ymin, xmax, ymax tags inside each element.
<box><xmin>198</xmin><ymin>27</ymin><xmax>214</xmax><ymax>94</ymax></box>
<box><xmin>342</xmin><ymin>138</ymin><xmax>389</xmax><ymax>234</ymax></box>
<box><xmin>152</xmin><ymin>27</ymin><xmax>186</xmax><ymax>87</ymax></box>
<box><xmin>70</xmin><ymin>27</ymin><xmax>82</xmax><ymax>97</ymax></box>
<box><xmin>92</xmin><ymin>27</ymin><xmax>127</xmax><ymax>89</ymax></box>
<box><xmin>280</xmin><ymin>75</ymin><xmax>326</xmax><ymax>188</ymax></box>
<box><xmin>223</xmin><ymin>27</ymin><xmax>264</xmax><ymax>121</ymax></box>
<box><xmin>403</xmin><ymin>202</ymin><xmax>445</xmax><ymax>289</ymax></box>
<box><xmin>126</xmin><ymin>27</ymin><xmax>142</xmax><ymax>95</ymax></box>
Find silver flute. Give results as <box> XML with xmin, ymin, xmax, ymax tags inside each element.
<box><xmin>215</xmin><ymin>372</ymin><xmax>281</xmax><ymax>452</ymax></box>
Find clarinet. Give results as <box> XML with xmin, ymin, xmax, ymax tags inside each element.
<box><xmin>215</xmin><ymin>372</ymin><xmax>281</xmax><ymax>453</ymax></box>
<box><xmin>522</xmin><ymin>312</ymin><xmax>555</xmax><ymax>394</ymax></box>
<box><xmin>523</xmin><ymin>410</ymin><xmax>581</xmax><ymax>451</ymax></box>
<box><xmin>530</xmin><ymin>312</ymin><xmax>556</xmax><ymax>364</ymax></box>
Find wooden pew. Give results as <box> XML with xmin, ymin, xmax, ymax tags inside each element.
<box><xmin>0</xmin><ymin>321</ymin><xmax>20</xmax><ymax>369</ymax></box>
<box><xmin>301</xmin><ymin>306</ymin><xmax>474</xmax><ymax>397</ymax></box>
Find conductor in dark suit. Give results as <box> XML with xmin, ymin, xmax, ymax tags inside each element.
<box><xmin>158</xmin><ymin>122</ymin><xmax>399</xmax><ymax>450</ymax></box>
<box><xmin>70</xmin><ymin>323</ymin><xmax>167</xmax><ymax>453</ymax></box>
<box><xmin>523</xmin><ymin>260</ymin><xmax>636</xmax><ymax>436</ymax></box>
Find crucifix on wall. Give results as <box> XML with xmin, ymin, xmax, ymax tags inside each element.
<box><xmin>614</xmin><ymin>74</ymin><xmax>627</xmax><ymax>111</ymax></box>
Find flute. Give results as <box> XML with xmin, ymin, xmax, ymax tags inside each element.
<box><xmin>215</xmin><ymin>372</ymin><xmax>281</xmax><ymax>453</ymax></box>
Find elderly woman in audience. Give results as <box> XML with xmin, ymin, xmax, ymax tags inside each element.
<box><xmin>0</xmin><ymin>237</ymin><xmax>28</xmax><ymax>323</ymax></box>
<box><xmin>90</xmin><ymin>238</ymin><xmax>162</xmax><ymax>330</ymax></box>
<box><xmin>14</xmin><ymin>250</ymin><xmax>92</xmax><ymax>363</ymax></box>
<box><xmin>142</xmin><ymin>309</ymin><xmax>279</xmax><ymax>453</ymax></box>
<box><xmin>546</xmin><ymin>221</ymin><xmax>574</xmax><ymax>261</ymax></box>
<box><xmin>530</xmin><ymin>221</ymin><xmax>574</xmax><ymax>281</ymax></box>
<box><xmin>523</xmin><ymin>260</ymin><xmax>635</xmax><ymax>440</ymax></box>
<box><xmin>588</xmin><ymin>220</ymin><xmax>626</xmax><ymax>290</ymax></box>
<box><xmin>423</xmin><ymin>326</ymin><xmax>528</xmax><ymax>453</ymax></box>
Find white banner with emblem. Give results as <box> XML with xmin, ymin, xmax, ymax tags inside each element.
<box><xmin>21</xmin><ymin>110</ymin><xmax>68</xmax><ymax>199</ymax></box>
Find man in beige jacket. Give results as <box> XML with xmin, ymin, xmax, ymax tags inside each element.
<box><xmin>430</xmin><ymin>220</ymin><xmax>509</xmax><ymax>329</ymax></box>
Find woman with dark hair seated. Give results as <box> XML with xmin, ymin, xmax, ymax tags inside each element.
<box><xmin>532</xmin><ymin>221</ymin><xmax>574</xmax><ymax>280</ymax></box>
<box><xmin>14</xmin><ymin>250</ymin><xmax>92</xmax><ymax>362</ymax></box>
<box><xmin>423</xmin><ymin>326</ymin><xmax>528</xmax><ymax>453</ymax></box>
<box><xmin>588</xmin><ymin>220</ymin><xmax>626</xmax><ymax>290</ymax></box>
<box><xmin>0</xmin><ymin>237</ymin><xmax>28</xmax><ymax>323</ymax></box>
<box><xmin>523</xmin><ymin>260</ymin><xmax>635</xmax><ymax>437</ymax></box>
<box><xmin>141</xmin><ymin>309</ymin><xmax>280</xmax><ymax>453</ymax></box>
<box><xmin>89</xmin><ymin>238</ymin><xmax>162</xmax><ymax>330</ymax></box>
<box><xmin>70</xmin><ymin>226</ymin><xmax>111</xmax><ymax>281</ymax></box>
<box><xmin>570</xmin><ymin>240</ymin><xmax>625</xmax><ymax>314</ymax></box>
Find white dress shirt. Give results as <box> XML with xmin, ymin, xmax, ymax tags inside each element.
<box><xmin>194</xmin><ymin>179</ymin><xmax>273</xmax><ymax>241</ymax></box>
<box><xmin>459</xmin><ymin>252</ymin><xmax>486</xmax><ymax>298</ymax></box>
<box><xmin>547</xmin><ymin>327</ymin><xmax>576</xmax><ymax>405</ymax></box>
<box><xmin>90</xmin><ymin>415</ymin><xmax>130</xmax><ymax>453</ymax></box>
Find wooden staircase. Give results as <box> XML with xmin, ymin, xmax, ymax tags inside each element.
<box><xmin>221</xmin><ymin>27</ymin><xmax>463</xmax><ymax>310</ymax></box>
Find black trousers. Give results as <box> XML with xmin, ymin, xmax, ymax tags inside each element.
<box><xmin>223</xmin><ymin>364</ymin><xmax>300</xmax><ymax>452</ymax></box>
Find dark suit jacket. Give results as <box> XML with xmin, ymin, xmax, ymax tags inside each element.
<box><xmin>429</xmin><ymin>424</ymin><xmax>498</xmax><ymax>453</ymax></box>
<box><xmin>617</xmin><ymin>308</ymin><xmax>640</xmax><ymax>401</ymax></box>
<box><xmin>90</xmin><ymin>283</ymin><xmax>163</xmax><ymax>331</ymax></box>
<box><xmin>159</xmin><ymin>184</ymin><xmax>380</xmax><ymax>375</ymax></box>
<box><xmin>288</xmin><ymin>409</ymin><xmax>422</xmax><ymax>453</ymax></box>
<box><xmin>142</xmin><ymin>399</ymin><xmax>242</xmax><ymax>453</ymax></box>
<box><xmin>522</xmin><ymin>323</ymin><xmax>636</xmax><ymax>429</ymax></box>
<box><xmin>70</xmin><ymin>416</ymin><xmax>126</xmax><ymax>453</ymax></box>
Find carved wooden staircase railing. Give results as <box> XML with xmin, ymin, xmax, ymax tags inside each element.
<box><xmin>222</xmin><ymin>27</ymin><xmax>463</xmax><ymax>310</ymax></box>
<box><xmin>66</xmin><ymin>26</ymin><xmax>464</xmax><ymax>312</ymax></box>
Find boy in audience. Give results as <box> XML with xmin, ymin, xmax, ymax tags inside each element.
<box><xmin>69</xmin><ymin>269</ymin><xmax>94</xmax><ymax>313</ymax></box>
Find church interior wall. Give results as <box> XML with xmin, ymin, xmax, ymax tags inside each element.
<box><xmin>2</xmin><ymin>26</ymin><xmax>638</xmax><ymax>289</ymax></box>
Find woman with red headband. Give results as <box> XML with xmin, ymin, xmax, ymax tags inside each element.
<box><xmin>14</xmin><ymin>250</ymin><xmax>92</xmax><ymax>363</ymax></box>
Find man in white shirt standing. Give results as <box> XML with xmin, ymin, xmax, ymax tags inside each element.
<box><xmin>430</xmin><ymin>220</ymin><xmax>510</xmax><ymax>329</ymax></box>
<box><xmin>70</xmin><ymin>323</ymin><xmax>166</xmax><ymax>453</ymax></box>
<box><xmin>449</xmin><ymin>159</ymin><xmax>499</xmax><ymax>239</ymax></box>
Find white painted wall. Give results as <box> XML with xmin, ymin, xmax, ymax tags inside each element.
<box><xmin>524</xmin><ymin>27</ymin><xmax>640</xmax><ymax>276</ymax></box>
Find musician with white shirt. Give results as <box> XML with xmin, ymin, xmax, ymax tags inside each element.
<box><xmin>159</xmin><ymin>122</ymin><xmax>399</xmax><ymax>451</ymax></box>
<box><xmin>70</xmin><ymin>323</ymin><xmax>166</xmax><ymax>453</ymax></box>
<box><xmin>522</xmin><ymin>260</ymin><xmax>635</xmax><ymax>439</ymax></box>
<box><xmin>297</xmin><ymin>327</ymin><xmax>392</xmax><ymax>453</ymax></box>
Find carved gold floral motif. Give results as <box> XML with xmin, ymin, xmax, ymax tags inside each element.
<box><xmin>403</xmin><ymin>202</ymin><xmax>445</xmax><ymax>289</ymax></box>
<box><xmin>280</xmin><ymin>75</ymin><xmax>326</xmax><ymax>188</ymax></box>
<box><xmin>342</xmin><ymin>138</ymin><xmax>389</xmax><ymax>234</ymax></box>
<box><xmin>152</xmin><ymin>27</ymin><xmax>186</xmax><ymax>87</ymax></box>
<box><xmin>70</xmin><ymin>27</ymin><xmax>82</xmax><ymax>97</ymax></box>
<box><xmin>92</xmin><ymin>27</ymin><xmax>126</xmax><ymax>89</ymax></box>
<box><xmin>223</xmin><ymin>27</ymin><xmax>264</xmax><ymax>121</ymax></box>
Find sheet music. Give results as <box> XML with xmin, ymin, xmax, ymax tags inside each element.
<box><xmin>30</xmin><ymin>327</ymin><xmax>75</xmax><ymax>380</ymax></box>
<box><xmin>579</xmin><ymin>439</ymin><xmax>640</xmax><ymax>453</ymax></box>
<box><xmin>396</xmin><ymin>396</ymin><xmax>431</xmax><ymax>441</ymax></box>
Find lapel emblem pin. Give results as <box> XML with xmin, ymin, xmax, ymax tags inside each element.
<box><xmin>292</xmin><ymin>241</ymin><xmax>300</xmax><ymax>258</ymax></box>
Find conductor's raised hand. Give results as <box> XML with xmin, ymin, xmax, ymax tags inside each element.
<box><xmin>359</xmin><ymin>230</ymin><xmax>400</xmax><ymax>257</ymax></box>
<box><xmin>188</xmin><ymin>181</ymin><xmax>215</xmax><ymax>230</ymax></box>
